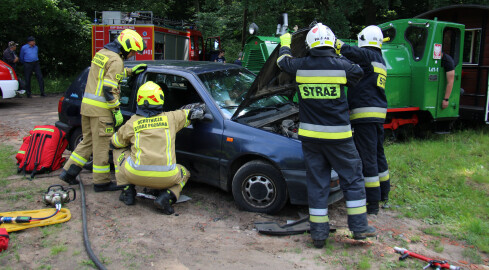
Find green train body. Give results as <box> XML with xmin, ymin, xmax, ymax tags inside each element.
<box><xmin>242</xmin><ymin>18</ymin><xmax>466</xmax><ymax>131</ymax></box>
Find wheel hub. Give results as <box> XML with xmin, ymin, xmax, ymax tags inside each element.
<box><xmin>243</xmin><ymin>175</ymin><xmax>275</xmax><ymax>208</ymax></box>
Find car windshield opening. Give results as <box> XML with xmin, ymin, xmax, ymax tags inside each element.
<box><xmin>199</xmin><ymin>68</ymin><xmax>290</xmax><ymax>119</ymax></box>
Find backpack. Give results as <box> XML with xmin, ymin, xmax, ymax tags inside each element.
<box><xmin>16</xmin><ymin>125</ymin><xmax>68</xmax><ymax>179</ymax></box>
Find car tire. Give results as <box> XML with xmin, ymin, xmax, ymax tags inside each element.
<box><xmin>68</xmin><ymin>127</ymin><xmax>93</xmax><ymax>171</ymax></box>
<box><xmin>232</xmin><ymin>160</ymin><xmax>288</xmax><ymax>214</ymax></box>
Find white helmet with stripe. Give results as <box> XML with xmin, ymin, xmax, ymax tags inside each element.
<box><xmin>306</xmin><ymin>23</ymin><xmax>335</xmax><ymax>49</ymax></box>
<box><xmin>358</xmin><ymin>25</ymin><xmax>383</xmax><ymax>48</ymax></box>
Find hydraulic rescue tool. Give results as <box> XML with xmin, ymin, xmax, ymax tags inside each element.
<box><xmin>394</xmin><ymin>247</ymin><xmax>461</xmax><ymax>270</ymax></box>
<box><xmin>0</xmin><ymin>185</ymin><xmax>74</xmax><ymax>232</ymax></box>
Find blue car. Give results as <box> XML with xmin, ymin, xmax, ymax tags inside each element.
<box><xmin>56</xmin><ymin>60</ymin><xmax>342</xmax><ymax>214</ymax></box>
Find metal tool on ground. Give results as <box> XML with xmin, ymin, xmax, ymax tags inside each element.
<box><xmin>255</xmin><ymin>216</ymin><xmax>336</xmax><ymax>236</ymax></box>
<box><xmin>0</xmin><ymin>185</ymin><xmax>74</xmax><ymax>232</ymax></box>
<box><xmin>394</xmin><ymin>247</ymin><xmax>461</xmax><ymax>270</ymax></box>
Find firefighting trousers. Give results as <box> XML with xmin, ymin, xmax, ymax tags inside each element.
<box><xmin>302</xmin><ymin>140</ymin><xmax>368</xmax><ymax>238</ymax></box>
<box><xmin>63</xmin><ymin>115</ymin><xmax>114</xmax><ymax>184</ymax></box>
<box><xmin>353</xmin><ymin>122</ymin><xmax>390</xmax><ymax>202</ymax></box>
<box><xmin>112</xmin><ymin>148</ymin><xmax>190</xmax><ymax>199</ymax></box>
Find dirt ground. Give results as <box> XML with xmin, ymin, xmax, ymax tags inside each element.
<box><xmin>0</xmin><ymin>94</ymin><xmax>488</xmax><ymax>270</ymax></box>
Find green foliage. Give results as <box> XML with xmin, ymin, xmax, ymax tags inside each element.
<box><xmin>386</xmin><ymin>128</ymin><xmax>489</xmax><ymax>251</ymax></box>
<box><xmin>0</xmin><ymin>0</ymin><xmax>91</xmax><ymax>77</ymax></box>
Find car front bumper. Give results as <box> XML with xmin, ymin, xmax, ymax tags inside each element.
<box><xmin>282</xmin><ymin>169</ymin><xmax>343</xmax><ymax>206</ymax></box>
<box><xmin>0</xmin><ymin>80</ymin><xmax>19</xmax><ymax>99</ymax></box>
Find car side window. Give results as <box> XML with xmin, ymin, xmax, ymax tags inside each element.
<box><xmin>145</xmin><ymin>72</ymin><xmax>203</xmax><ymax>111</ymax></box>
<box><xmin>119</xmin><ymin>77</ymin><xmax>134</xmax><ymax>110</ymax></box>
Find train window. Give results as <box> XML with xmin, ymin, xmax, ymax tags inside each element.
<box><xmin>463</xmin><ymin>29</ymin><xmax>481</xmax><ymax>64</ymax></box>
<box><xmin>443</xmin><ymin>27</ymin><xmax>461</xmax><ymax>66</ymax></box>
<box><xmin>405</xmin><ymin>26</ymin><xmax>428</xmax><ymax>61</ymax></box>
<box><xmin>382</xmin><ymin>27</ymin><xmax>396</xmax><ymax>42</ymax></box>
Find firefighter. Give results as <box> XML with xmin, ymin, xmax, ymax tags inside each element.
<box><xmin>59</xmin><ymin>29</ymin><xmax>148</xmax><ymax>191</ymax></box>
<box><xmin>336</xmin><ymin>25</ymin><xmax>390</xmax><ymax>214</ymax></box>
<box><xmin>277</xmin><ymin>23</ymin><xmax>376</xmax><ymax>248</ymax></box>
<box><xmin>111</xmin><ymin>81</ymin><xmax>205</xmax><ymax>214</ymax></box>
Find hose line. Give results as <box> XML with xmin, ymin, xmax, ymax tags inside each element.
<box><xmin>78</xmin><ymin>175</ymin><xmax>107</xmax><ymax>270</ymax></box>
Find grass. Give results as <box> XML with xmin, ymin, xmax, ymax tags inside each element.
<box><xmin>386</xmin><ymin>127</ymin><xmax>489</xmax><ymax>252</ymax></box>
<box><xmin>0</xmin><ymin>145</ymin><xmax>17</xmax><ymax>186</ymax></box>
<box><xmin>24</xmin><ymin>74</ymin><xmax>76</xmax><ymax>95</ymax></box>
<box><xmin>50</xmin><ymin>244</ymin><xmax>67</xmax><ymax>256</ymax></box>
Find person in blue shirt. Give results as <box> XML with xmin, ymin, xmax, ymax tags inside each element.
<box><xmin>20</xmin><ymin>36</ymin><xmax>45</xmax><ymax>98</ymax></box>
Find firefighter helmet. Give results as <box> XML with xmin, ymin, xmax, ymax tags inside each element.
<box><xmin>358</xmin><ymin>25</ymin><xmax>383</xmax><ymax>49</ymax></box>
<box><xmin>305</xmin><ymin>23</ymin><xmax>335</xmax><ymax>49</ymax></box>
<box><xmin>137</xmin><ymin>81</ymin><xmax>164</xmax><ymax>107</ymax></box>
<box><xmin>117</xmin><ymin>29</ymin><xmax>146</xmax><ymax>54</ymax></box>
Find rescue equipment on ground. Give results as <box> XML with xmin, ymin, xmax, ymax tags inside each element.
<box><xmin>255</xmin><ymin>216</ymin><xmax>336</xmax><ymax>236</ymax></box>
<box><xmin>394</xmin><ymin>247</ymin><xmax>461</xmax><ymax>270</ymax></box>
<box><xmin>0</xmin><ymin>185</ymin><xmax>74</xmax><ymax>232</ymax></box>
<box><xmin>16</xmin><ymin>125</ymin><xmax>68</xmax><ymax>179</ymax></box>
<box><xmin>0</xmin><ymin>228</ymin><xmax>8</xmax><ymax>252</ymax></box>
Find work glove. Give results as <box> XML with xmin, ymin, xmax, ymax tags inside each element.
<box><xmin>131</xmin><ymin>64</ymin><xmax>147</xmax><ymax>76</ymax></box>
<box><xmin>280</xmin><ymin>33</ymin><xmax>291</xmax><ymax>48</ymax></box>
<box><xmin>112</xmin><ymin>109</ymin><xmax>124</xmax><ymax>127</ymax></box>
<box><xmin>335</xmin><ymin>39</ymin><xmax>344</xmax><ymax>54</ymax></box>
<box><xmin>188</xmin><ymin>104</ymin><xmax>206</xmax><ymax>121</ymax></box>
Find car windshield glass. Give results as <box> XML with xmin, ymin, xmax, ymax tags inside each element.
<box><xmin>199</xmin><ymin>68</ymin><xmax>289</xmax><ymax>118</ymax></box>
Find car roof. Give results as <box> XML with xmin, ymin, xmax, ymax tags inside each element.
<box><xmin>125</xmin><ymin>60</ymin><xmax>243</xmax><ymax>75</ymax></box>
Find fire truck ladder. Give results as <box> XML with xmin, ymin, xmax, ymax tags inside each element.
<box><xmin>94</xmin><ymin>25</ymin><xmax>105</xmax><ymax>53</ymax></box>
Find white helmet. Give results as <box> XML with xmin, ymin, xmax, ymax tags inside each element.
<box><xmin>306</xmin><ymin>23</ymin><xmax>335</xmax><ymax>49</ymax></box>
<box><xmin>358</xmin><ymin>25</ymin><xmax>383</xmax><ymax>49</ymax></box>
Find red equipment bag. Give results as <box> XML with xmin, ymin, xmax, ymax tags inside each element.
<box><xmin>0</xmin><ymin>228</ymin><xmax>8</xmax><ymax>252</ymax></box>
<box><xmin>17</xmin><ymin>125</ymin><xmax>68</xmax><ymax>179</ymax></box>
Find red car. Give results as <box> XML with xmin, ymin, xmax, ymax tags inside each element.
<box><xmin>0</xmin><ymin>60</ymin><xmax>20</xmax><ymax>99</ymax></box>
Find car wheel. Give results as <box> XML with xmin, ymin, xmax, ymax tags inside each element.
<box><xmin>232</xmin><ymin>160</ymin><xmax>287</xmax><ymax>214</ymax></box>
<box><xmin>68</xmin><ymin>127</ymin><xmax>93</xmax><ymax>171</ymax></box>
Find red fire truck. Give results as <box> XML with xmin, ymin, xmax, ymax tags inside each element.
<box><xmin>92</xmin><ymin>11</ymin><xmax>221</xmax><ymax>61</ymax></box>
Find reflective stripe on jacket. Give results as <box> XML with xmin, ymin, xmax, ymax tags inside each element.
<box><xmin>277</xmin><ymin>46</ymin><xmax>363</xmax><ymax>143</ymax></box>
<box><xmin>111</xmin><ymin>110</ymin><xmax>190</xmax><ymax>176</ymax></box>
<box><xmin>340</xmin><ymin>44</ymin><xmax>388</xmax><ymax>124</ymax></box>
<box><xmin>81</xmin><ymin>48</ymin><xmax>130</xmax><ymax>117</ymax></box>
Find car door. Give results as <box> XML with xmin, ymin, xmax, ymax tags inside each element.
<box><xmin>140</xmin><ymin>70</ymin><xmax>224</xmax><ymax>188</ymax></box>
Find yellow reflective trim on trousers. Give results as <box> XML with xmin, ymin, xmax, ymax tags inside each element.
<box><xmin>82</xmin><ymin>97</ymin><xmax>109</xmax><ymax>109</ymax></box>
<box><xmin>309</xmin><ymin>215</ymin><xmax>329</xmax><ymax>223</ymax></box>
<box><xmin>298</xmin><ymin>129</ymin><xmax>352</xmax><ymax>139</ymax></box>
<box><xmin>380</xmin><ymin>174</ymin><xmax>390</xmax><ymax>182</ymax></box>
<box><xmin>347</xmin><ymin>206</ymin><xmax>367</xmax><ymax>215</ymax></box>
<box><xmin>125</xmin><ymin>162</ymin><xmax>180</xmax><ymax>177</ymax></box>
<box><xmin>33</xmin><ymin>128</ymin><xmax>55</xmax><ymax>132</ymax></box>
<box><xmin>296</xmin><ymin>76</ymin><xmax>347</xmax><ymax>84</ymax></box>
<box><xmin>165</xmin><ymin>129</ymin><xmax>172</xmax><ymax>166</ymax></box>
<box><xmin>93</xmin><ymin>164</ymin><xmax>110</xmax><ymax>173</ymax></box>
<box><xmin>71</xmin><ymin>152</ymin><xmax>87</xmax><ymax>162</ymax></box>
<box><xmin>373</xmin><ymin>66</ymin><xmax>387</xmax><ymax>76</ymax></box>
<box><xmin>350</xmin><ymin>112</ymin><xmax>386</xmax><ymax>120</ymax></box>
<box><xmin>365</xmin><ymin>181</ymin><xmax>380</xmax><ymax>188</ymax></box>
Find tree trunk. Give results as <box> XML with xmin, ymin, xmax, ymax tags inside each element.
<box><xmin>241</xmin><ymin>7</ymin><xmax>248</xmax><ymax>49</ymax></box>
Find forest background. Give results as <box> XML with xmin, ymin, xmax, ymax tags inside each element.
<box><xmin>0</xmin><ymin>0</ymin><xmax>488</xmax><ymax>78</ymax></box>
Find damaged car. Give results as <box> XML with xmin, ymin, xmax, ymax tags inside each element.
<box><xmin>56</xmin><ymin>31</ymin><xmax>342</xmax><ymax>214</ymax></box>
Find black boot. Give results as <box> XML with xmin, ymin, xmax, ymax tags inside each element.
<box><xmin>381</xmin><ymin>200</ymin><xmax>390</xmax><ymax>209</ymax></box>
<box><xmin>352</xmin><ymin>226</ymin><xmax>377</xmax><ymax>240</ymax></box>
<box><xmin>310</xmin><ymin>222</ymin><xmax>329</xmax><ymax>249</ymax></box>
<box><xmin>119</xmin><ymin>185</ymin><xmax>136</xmax><ymax>205</ymax></box>
<box><xmin>367</xmin><ymin>201</ymin><xmax>380</xmax><ymax>215</ymax></box>
<box><xmin>154</xmin><ymin>189</ymin><xmax>176</xmax><ymax>215</ymax></box>
<box><xmin>59</xmin><ymin>164</ymin><xmax>82</xmax><ymax>185</ymax></box>
<box><xmin>93</xmin><ymin>182</ymin><xmax>120</xmax><ymax>192</ymax></box>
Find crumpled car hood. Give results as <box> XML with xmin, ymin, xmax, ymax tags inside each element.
<box><xmin>232</xmin><ymin>28</ymin><xmax>309</xmax><ymax>119</ymax></box>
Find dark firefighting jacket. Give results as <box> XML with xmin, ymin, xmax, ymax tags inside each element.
<box><xmin>340</xmin><ymin>44</ymin><xmax>387</xmax><ymax>124</ymax></box>
<box><xmin>277</xmin><ymin>46</ymin><xmax>364</xmax><ymax>143</ymax></box>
